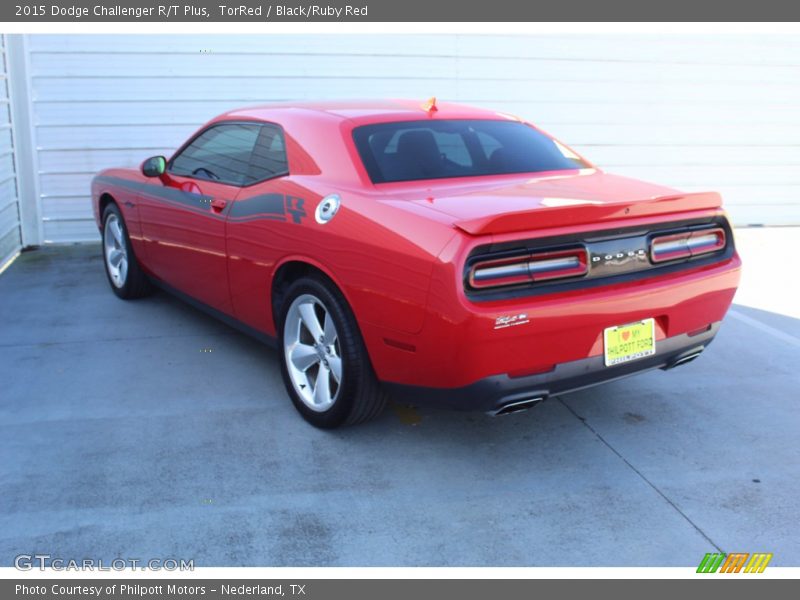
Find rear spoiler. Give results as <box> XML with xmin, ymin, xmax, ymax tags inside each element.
<box><xmin>454</xmin><ymin>192</ymin><xmax>724</xmax><ymax>236</ymax></box>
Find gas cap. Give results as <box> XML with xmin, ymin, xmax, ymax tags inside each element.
<box><xmin>315</xmin><ymin>194</ymin><xmax>341</xmax><ymax>224</ymax></box>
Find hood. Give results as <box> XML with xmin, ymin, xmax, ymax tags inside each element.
<box><xmin>381</xmin><ymin>170</ymin><xmax>722</xmax><ymax>236</ymax></box>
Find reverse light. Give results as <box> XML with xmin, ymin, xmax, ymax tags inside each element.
<box><xmin>469</xmin><ymin>247</ymin><xmax>588</xmax><ymax>289</ymax></box>
<box><xmin>650</xmin><ymin>228</ymin><xmax>726</xmax><ymax>263</ymax></box>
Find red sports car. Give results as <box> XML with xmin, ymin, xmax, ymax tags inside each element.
<box><xmin>92</xmin><ymin>99</ymin><xmax>741</xmax><ymax>428</ymax></box>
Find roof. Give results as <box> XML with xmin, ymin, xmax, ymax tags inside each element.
<box><xmin>219</xmin><ymin>99</ymin><xmax>516</xmax><ymax>125</ymax></box>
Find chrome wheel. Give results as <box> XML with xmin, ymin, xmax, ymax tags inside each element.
<box><xmin>103</xmin><ymin>213</ymin><xmax>128</xmax><ymax>288</ymax></box>
<box><xmin>283</xmin><ymin>293</ymin><xmax>342</xmax><ymax>412</ymax></box>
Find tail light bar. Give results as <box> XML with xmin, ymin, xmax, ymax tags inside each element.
<box><xmin>650</xmin><ymin>228</ymin><xmax>726</xmax><ymax>263</ymax></box>
<box><xmin>469</xmin><ymin>247</ymin><xmax>588</xmax><ymax>289</ymax></box>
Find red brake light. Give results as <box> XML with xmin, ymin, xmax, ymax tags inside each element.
<box><xmin>650</xmin><ymin>228</ymin><xmax>726</xmax><ymax>264</ymax></box>
<box><xmin>528</xmin><ymin>248</ymin><xmax>589</xmax><ymax>281</ymax></box>
<box><xmin>469</xmin><ymin>248</ymin><xmax>588</xmax><ymax>289</ymax></box>
<box><xmin>687</xmin><ymin>228</ymin><xmax>727</xmax><ymax>255</ymax></box>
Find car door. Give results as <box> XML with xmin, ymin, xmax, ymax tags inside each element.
<box><xmin>137</xmin><ymin>122</ymin><xmax>263</xmax><ymax>314</ymax></box>
<box><xmin>223</xmin><ymin>123</ymin><xmax>303</xmax><ymax>333</ymax></box>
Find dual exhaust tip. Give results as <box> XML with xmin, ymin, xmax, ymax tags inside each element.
<box><xmin>663</xmin><ymin>348</ymin><xmax>704</xmax><ymax>370</ymax></box>
<box><xmin>490</xmin><ymin>347</ymin><xmax>705</xmax><ymax>417</ymax></box>
<box><xmin>491</xmin><ymin>395</ymin><xmax>546</xmax><ymax>416</ymax></box>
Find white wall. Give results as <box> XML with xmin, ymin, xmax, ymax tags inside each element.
<box><xmin>15</xmin><ymin>33</ymin><xmax>800</xmax><ymax>243</ymax></box>
<box><xmin>0</xmin><ymin>35</ymin><xmax>21</xmax><ymax>266</ymax></box>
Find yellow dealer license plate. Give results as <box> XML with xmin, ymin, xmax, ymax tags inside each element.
<box><xmin>603</xmin><ymin>318</ymin><xmax>656</xmax><ymax>367</ymax></box>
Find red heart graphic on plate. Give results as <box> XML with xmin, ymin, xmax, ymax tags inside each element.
<box><xmin>622</xmin><ymin>331</ymin><xmax>631</xmax><ymax>341</ymax></box>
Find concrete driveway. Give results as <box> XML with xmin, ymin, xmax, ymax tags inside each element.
<box><xmin>1</xmin><ymin>229</ymin><xmax>798</xmax><ymax>567</ymax></box>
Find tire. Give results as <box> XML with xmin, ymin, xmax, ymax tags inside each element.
<box><xmin>277</xmin><ymin>275</ymin><xmax>387</xmax><ymax>428</ymax></box>
<box><xmin>101</xmin><ymin>203</ymin><xmax>153</xmax><ymax>299</ymax></box>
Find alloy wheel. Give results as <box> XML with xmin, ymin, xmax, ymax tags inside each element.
<box><xmin>103</xmin><ymin>214</ymin><xmax>128</xmax><ymax>288</ymax></box>
<box><xmin>283</xmin><ymin>293</ymin><xmax>343</xmax><ymax>411</ymax></box>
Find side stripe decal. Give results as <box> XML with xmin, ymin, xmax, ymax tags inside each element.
<box><xmin>95</xmin><ymin>175</ymin><xmax>215</xmax><ymax>212</ymax></box>
<box><xmin>94</xmin><ymin>175</ymin><xmax>307</xmax><ymax>224</ymax></box>
<box><xmin>227</xmin><ymin>193</ymin><xmax>284</xmax><ymax>219</ymax></box>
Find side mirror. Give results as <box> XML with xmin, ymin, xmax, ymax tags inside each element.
<box><xmin>141</xmin><ymin>156</ymin><xmax>166</xmax><ymax>178</ymax></box>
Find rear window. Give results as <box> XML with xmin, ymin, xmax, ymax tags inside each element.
<box><xmin>352</xmin><ymin>119</ymin><xmax>589</xmax><ymax>184</ymax></box>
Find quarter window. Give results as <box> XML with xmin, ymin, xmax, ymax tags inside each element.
<box><xmin>248</xmin><ymin>125</ymin><xmax>289</xmax><ymax>182</ymax></box>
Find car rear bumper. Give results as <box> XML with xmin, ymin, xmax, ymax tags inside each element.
<box><xmin>383</xmin><ymin>321</ymin><xmax>719</xmax><ymax>414</ymax></box>
<box><xmin>363</xmin><ymin>249</ymin><xmax>740</xmax><ymax>389</ymax></box>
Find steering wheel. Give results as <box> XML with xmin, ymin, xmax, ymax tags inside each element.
<box><xmin>192</xmin><ymin>167</ymin><xmax>220</xmax><ymax>181</ymax></box>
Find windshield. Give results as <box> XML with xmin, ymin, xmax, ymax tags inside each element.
<box><xmin>352</xmin><ymin>119</ymin><xmax>589</xmax><ymax>184</ymax></box>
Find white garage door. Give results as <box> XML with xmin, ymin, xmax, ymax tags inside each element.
<box><xmin>16</xmin><ymin>33</ymin><xmax>800</xmax><ymax>243</ymax></box>
<box><xmin>0</xmin><ymin>35</ymin><xmax>22</xmax><ymax>268</ymax></box>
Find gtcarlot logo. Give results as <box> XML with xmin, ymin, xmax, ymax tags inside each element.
<box><xmin>14</xmin><ymin>554</ymin><xmax>194</xmax><ymax>571</ymax></box>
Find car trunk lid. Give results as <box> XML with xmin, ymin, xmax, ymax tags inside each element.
<box><xmin>387</xmin><ymin>170</ymin><xmax>723</xmax><ymax>235</ymax></box>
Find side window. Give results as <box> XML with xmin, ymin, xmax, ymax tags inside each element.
<box><xmin>170</xmin><ymin>123</ymin><xmax>261</xmax><ymax>185</ymax></box>
<box><xmin>246</xmin><ymin>125</ymin><xmax>289</xmax><ymax>183</ymax></box>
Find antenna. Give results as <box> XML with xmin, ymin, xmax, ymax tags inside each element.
<box><xmin>421</xmin><ymin>97</ymin><xmax>438</xmax><ymax>114</ymax></box>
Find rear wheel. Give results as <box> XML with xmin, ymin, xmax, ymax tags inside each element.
<box><xmin>102</xmin><ymin>203</ymin><xmax>152</xmax><ymax>299</ymax></box>
<box><xmin>278</xmin><ymin>276</ymin><xmax>387</xmax><ymax>428</ymax></box>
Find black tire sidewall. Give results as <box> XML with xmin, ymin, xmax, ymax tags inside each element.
<box><xmin>277</xmin><ymin>277</ymin><xmax>362</xmax><ymax>428</ymax></box>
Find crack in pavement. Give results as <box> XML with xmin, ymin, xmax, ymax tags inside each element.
<box><xmin>558</xmin><ymin>397</ymin><xmax>723</xmax><ymax>553</ymax></box>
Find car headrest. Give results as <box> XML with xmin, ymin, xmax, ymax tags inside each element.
<box><xmin>488</xmin><ymin>148</ymin><xmax>510</xmax><ymax>171</ymax></box>
<box><xmin>396</xmin><ymin>130</ymin><xmax>441</xmax><ymax>167</ymax></box>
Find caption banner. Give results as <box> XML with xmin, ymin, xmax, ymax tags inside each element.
<box><xmin>4</xmin><ymin>579</ymin><xmax>789</xmax><ymax>600</ymax></box>
<box><xmin>4</xmin><ymin>0</ymin><xmax>800</xmax><ymax>21</ymax></box>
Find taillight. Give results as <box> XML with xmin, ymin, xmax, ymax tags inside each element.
<box><xmin>650</xmin><ymin>228</ymin><xmax>726</xmax><ymax>263</ymax></box>
<box><xmin>469</xmin><ymin>247</ymin><xmax>588</xmax><ymax>289</ymax></box>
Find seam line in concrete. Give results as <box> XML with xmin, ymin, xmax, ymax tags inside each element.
<box><xmin>558</xmin><ymin>397</ymin><xmax>723</xmax><ymax>553</ymax></box>
<box><xmin>0</xmin><ymin>331</ymin><xmax>244</xmax><ymax>349</ymax></box>
<box><xmin>729</xmin><ymin>309</ymin><xmax>800</xmax><ymax>348</ymax></box>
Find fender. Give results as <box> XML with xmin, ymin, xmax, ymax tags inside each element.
<box><xmin>273</xmin><ymin>253</ymin><xmax>351</xmax><ymax>299</ymax></box>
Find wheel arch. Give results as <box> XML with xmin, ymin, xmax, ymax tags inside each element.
<box><xmin>98</xmin><ymin>192</ymin><xmax>117</xmax><ymax>224</ymax></box>
<box><xmin>270</xmin><ymin>256</ymin><xmax>354</xmax><ymax>331</ymax></box>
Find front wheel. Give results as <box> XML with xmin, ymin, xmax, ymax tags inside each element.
<box><xmin>278</xmin><ymin>276</ymin><xmax>387</xmax><ymax>428</ymax></box>
<box><xmin>102</xmin><ymin>203</ymin><xmax>152</xmax><ymax>299</ymax></box>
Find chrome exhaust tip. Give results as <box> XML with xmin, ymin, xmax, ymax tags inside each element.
<box><xmin>665</xmin><ymin>349</ymin><xmax>704</xmax><ymax>370</ymax></box>
<box><xmin>491</xmin><ymin>395</ymin><xmax>546</xmax><ymax>416</ymax></box>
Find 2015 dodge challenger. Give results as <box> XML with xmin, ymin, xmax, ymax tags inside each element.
<box><xmin>92</xmin><ymin>99</ymin><xmax>741</xmax><ymax>428</ymax></box>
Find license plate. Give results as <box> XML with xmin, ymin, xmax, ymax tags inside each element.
<box><xmin>603</xmin><ymin>318</ymin><xmax>656</xmax><ymax>367</ymax></box>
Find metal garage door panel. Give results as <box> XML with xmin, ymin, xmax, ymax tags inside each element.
<box><xmin>20</xmin><ymin>34</ymin><xmax>800</xmax><ymax>241</ymax></box>
<box><xmin>0</xmin><ymin>35</ymin><xmax>21</xmax><ymax>268</ymax></box>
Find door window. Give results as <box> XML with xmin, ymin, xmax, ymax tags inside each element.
<box><xmin>170</xmin><ymin>122</ymin><xmax>288</xmax><ymax>186</ymax></box>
